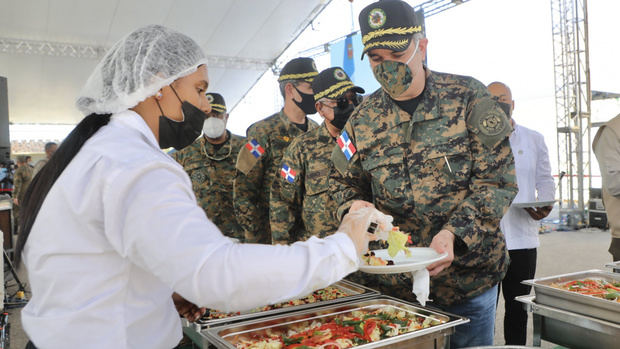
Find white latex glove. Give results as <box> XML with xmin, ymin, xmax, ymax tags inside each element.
<box><xmin>366</xmin><ymin>211</ymin><xmax>393</xmax><ymax>241</ymax></box>
<box><xmin>338</xmin><ymin>206</ymin><xmax>389</xmax><ymax>256</ymax></box>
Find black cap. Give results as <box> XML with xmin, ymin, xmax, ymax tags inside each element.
<box><xmin>206</xmin><ymin>92</ymin><xmax>226</xmax><ymax>113</ymax></box>
<box><xmin>312</xmin><ymin>67</ymin><xmax>365</xmax><ymax>101</ymax></box>
<box><xmin>278</xmin><ymin>57</ymin><xmax>319</xmax><ymax>82</ymax></box>
<box><xmin>359</xmin><ymin>0</ymin><xmax>423</xmax><ymax>58</ymax></box>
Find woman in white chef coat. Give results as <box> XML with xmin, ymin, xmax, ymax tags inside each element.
<box><xmin>14</xmin><ymin>25</ymin><xmax>381</xmax><ymax>349</ymax></box>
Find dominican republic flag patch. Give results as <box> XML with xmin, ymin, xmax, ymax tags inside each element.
<box><xmin>245</xmin><ymin>139</ymin><xmax>265</xmax><ymax>158</ymax></box>
<box><xmin>280</xmin><ymin>163</ymin><xmax>296</xmax><ymax>183</ymax></box>
<box><xmin>337</xmin><ymin>131</ymin><xmax>356</xmax><ymax>161</ymax></box>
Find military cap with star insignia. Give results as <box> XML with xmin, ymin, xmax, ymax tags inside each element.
<box><xmin>206</xmin><ymin>92</ymin><xmax>226</xmax><ymax>113</ymax></box>
<box><xmin>359</xmin><ymin>0</ymin><xmax>423</xmax><ymax>58</ymax></box>
<box><xmin>278</xmin><ymin>57</ymin><xmax>319</xmax><ymax>82</ymax></box>
<box><xmin>312</xmin><ymin>67</ymin><xmax>365</xmax><ymax>101</ymax></box>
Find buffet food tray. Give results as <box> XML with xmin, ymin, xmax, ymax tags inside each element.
<box><xmin>517</xmin><ymin>295</ymin><xmax>620</xmax><ymax>349</ymax></box>
<box><xmin>522</xmin><ymin>269</ymin><xmax>620</xmax><ymax>323</ymax></box>
<box><xmin>189</xmin><ymin>280</ymin><xmax>379</xmax><ymax>330</ymax></box>
<box><xmin>204</xmin><ymin>296</ymin><xmax>468</xmax><ymax>349</ymax></box>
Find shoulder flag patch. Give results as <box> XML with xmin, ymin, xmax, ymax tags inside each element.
<box><xmin>245</xmin><ymin>139</ymin><xmax>265</xmax><ymax>158</ymax></box>
<box><xmin>280</xmin><ymin>163</ymin><xmax>296</xmax><ymax>183</ymax></box>
<box><xmin>337</xmin><ymin>131</ymin><xmax>357</xmax><ymax>161</ymax></box>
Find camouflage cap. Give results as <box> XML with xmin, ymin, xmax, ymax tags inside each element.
<box><xmin>278</xmin><ymin>57</ymin><xmax>319</xmax><ymax>82</ymax></box>
<box><xmin>359</xmin><ymin>0</ymin><xmax>423</xmax><ymax>59</ymax></box>
<box><xmin>312</xmin><ymin>67</ymin><xmax>365</xmax><ymax>101</ymax></box>
<box><xmin>206</xmin><ymin>92</ymin><xmax>226</xmax><ymax>113</ymax></box>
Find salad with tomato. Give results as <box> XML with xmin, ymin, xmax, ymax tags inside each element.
<box><xmin>234</xmin><ymin>306</ymin><xmax>445</xmax><ymax>349</ymax></box>
<box><xmin>552</xmin><ymin>278</ymin><xmax>620</xmax><ymax>302</ymax></box>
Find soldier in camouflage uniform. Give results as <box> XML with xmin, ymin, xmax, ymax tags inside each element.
<box><xmin>234</xmin><ymin>58</ymin><xmax>319</xmax><ymax>244</ymax></box>
<box><xmin>329</xmin><ymin>1</ymin><xmax>517</xmax><ymax>348</ymax></box>
<box><xmin>12</xmin><ymin>155</ymin><xmax>33</xmax><ymax>230</ymax></box>
<box><xmin>270</xmin><ymin>67</ymin><xmax>365</xmax><ymax>244</ymax></box>
<box><xmin>174</xmin><ymin>93</ymin><xmax>245</xmax><ymax>240</ymax></box>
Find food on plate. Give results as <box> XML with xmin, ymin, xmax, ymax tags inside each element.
<box><xmin>234</xmin><ymin>305</ymin><xmax>446</xmax><ymax>349</ymax></box>
<box><xmin>361</xmin><ymin>227</ymin><xmax>413</xmax><ymax>266</ymax></box>
<box><xmin>361</xmin><ymin>251</ymin><xmax>392</xmax><ymax>266</ymax></box>
<box><xmin>200</xmin><ymin>286</ymin><xmax>352</xmax><ymax>321</ymax></box>
<box><xmin>386</xmin><ymin>227</ymin><xmax>412</xmax><ymax>258</ymax></box>
<box><xmin>551</xmin><ymin>278</ymin><xmax>620</xmax><ymax>302</ymax></box>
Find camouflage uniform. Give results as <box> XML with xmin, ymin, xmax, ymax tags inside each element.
<box><xmin>270</xmin><ymin>124</ymin><xmax>340</xmax><ymax>244</ymax></box>
<box><xmin>12</xmin><ymin>163</ymin><xmax>33</xmax><ymax>223</ymax></box>
<box><xmin>234</xmin><ymin>110</ymin><xmax>318</xmax><ymax>243</ymax></box>
<box><xmin>330</xmin><ymin>70</ymin><xmax>517</xmax><ymax>307</ymax></box>
<box><xmin>174</xmin><ymin>131</ymin><xmax>245</xmax><ymax>240</ymax></box>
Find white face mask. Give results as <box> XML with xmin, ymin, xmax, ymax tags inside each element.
<box><xmin>203</xmin><ymin>117</ymin><xmax>226</xmax><ymax>139</ymax></box>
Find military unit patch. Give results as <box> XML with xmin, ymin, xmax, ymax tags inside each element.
<box><xmin>190</xmin><ymin>170</ymin><xmax>206</xmax><ymax>184</ymax></box>
<box><xmin>334</xmin><ymin>68</ymin><xmax>347</xmax><ymax>80</ymax></box>
<box><xmin>479</xmin><ymin>112</ymin><xmax>506</xmax><ymax>136</ymax></box>
<box><xmin>280</xmin><ymin>163</ymin><xmax>296</xmax><ymax>183</ymax></box>
<box><xmin>337</xmin><ymin>131</ymin><xmax>357</xmax><ymax>161</ymax></box>
<box><xmin>368</xmin><ymin>8</ymin><xmax>386</xmax><ymax>29</ymax></box>
<box><xmin>245</xmin><ymin>139</ymin><xmax>265</xmax><ymax>158</ymax></box>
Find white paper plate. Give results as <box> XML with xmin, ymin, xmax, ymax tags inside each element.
<box><xmin>359</xmin><ymin>247</ymin><xmax>448</xmax><ymax>274</ymax></box>
<box><xmin>512</xmin><ymin>200</ymin><xmax>556</xmax><ymax>208</ymax></box>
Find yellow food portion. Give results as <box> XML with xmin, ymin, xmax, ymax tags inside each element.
<box><xmin>386</xmin><ymin>227</ymin><xmax>412</xmax><ymax>258</ymax></box>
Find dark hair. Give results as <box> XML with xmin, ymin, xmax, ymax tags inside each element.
<box><xmin>44</xmin><ymin>142</ymin><xmax>58</xmax><ymax>152</ymax></box>
<box><xmin>14</xmin><ymin>113</ymin><xmax>112</xmax><ymax>266</ymax></box>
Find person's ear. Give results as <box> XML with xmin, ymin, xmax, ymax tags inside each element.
<box><xmin>315</xmin><ymin>102</ymin><xmax>324</xmax><ymax>118</ymax></box>
<box><xmin>285</xmin><ymin>83</ymin><xmax>296</xmax><ymax>100</ymax></box>
<box><xmin>417</xmin><ymin>38</ymin><xmax>428</xmax><ymax>57</ymax></box>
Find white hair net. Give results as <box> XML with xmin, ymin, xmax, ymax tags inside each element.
<box><xmin>76</xmin><ymin>25</ymin><xmax>207</xmax><ymax>115</ymax></box>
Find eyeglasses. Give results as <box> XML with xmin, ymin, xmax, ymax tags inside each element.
<box><xmin>324</xmin><ymin>94</ymin><xmax>362</xmax><ymax>109</ymax></box>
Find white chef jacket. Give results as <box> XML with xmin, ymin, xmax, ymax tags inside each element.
<box><xmin>21</xmin><ymin>110</ymin><xmax>359</xmax><ymax>349</ymax></box>
<box><xmin>500</xmin><ymin>123</ymin><xmax>555</xmax><ymax>250</ymax></box>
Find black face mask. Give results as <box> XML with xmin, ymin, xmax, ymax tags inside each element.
<box><xmin>293</xmin><ymin>86</ymin><xmax>317</xmax><ymax>115</ymax></box>
<box><xmin>329</xmin><ymin>94</ymin><xmax>361</xmax><ymax>130</ymax></box>
<box><xmin>498</xmin><ymin>101</ymin><xmax>512</xmax><ymax>118</ymax></box>
<box><xmin>156</xmin><ymin>86</ymin><xmax>206</xmax><ymax>150</ymax></box>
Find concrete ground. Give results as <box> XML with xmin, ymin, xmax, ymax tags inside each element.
<box><xmin>4</xmin><ymin>228</ymin><xmax>614</xmax><ymax>348</ymax></box>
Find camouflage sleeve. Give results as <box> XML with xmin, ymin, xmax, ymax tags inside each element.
<box><xmin>328</xmin><ymin>122</ymin><xmax>373</xmax><ymax>221</ymax></box>
<box><xmin>172</xmin><ymin>149</ymin><xmax>184</xmax><ymax>167</ymax></box>
<box><xmin>233</xmin><ymin>127</ymin><xmax>270</xmax><ymax>243</ymax></box>
<box><xmin>442</xmin><ymin>83</ymin><xmax>518</xmax><ymax>252</ymax></box>
<box><xmin>13</xmin><ymin>168</ymin><xmax>25</xmax><ymax>201</ymax></box>
<box><xmin>269</xmin><ymin>140</ymin><xmax>304</xmax><ymax>244</ymax></box>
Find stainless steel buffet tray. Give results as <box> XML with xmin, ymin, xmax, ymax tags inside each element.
<box><xmin>204</xmin><ymin>296</ymin><xmax>468</xmax><ymax>349</ymax></box>
<box><xmin>604</xmin><ymin>260</ymin><xmax>620</xmax><ymax>273</ymax></box>
<box><xmin>517</xmin><ymin>295</ymin><xmax>620</xmax><ymax>349</ymax></box>
<box><xmin>522</xmin><ymin>269</ymin><xmax>620</xmax><ymax>323</ymax></box>
<box><xmin>191</xmin><ymin>280</ymin><xmax>380</xmax><ymax>330</ymax></box>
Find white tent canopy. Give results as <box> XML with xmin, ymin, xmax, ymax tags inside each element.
<box><xmin>0</xmin><ymin>0</ymin><xmax>329</xmax><ymax>125</ymax></box>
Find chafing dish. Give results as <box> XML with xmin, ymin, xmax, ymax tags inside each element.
<box><xmin>522</xmin><ymin>269</ymin><xmax>620</xmax><ymax>323</ymax></box>
<box><xmin>517</xmin><ymin>295</ymin><xmax>620</xmax><ymax>349</ymax></box>
<box><xmin>604</xmin><ymin>260</ymin><xmax>620</xmax><ymax>273</ymax></box>
<box><xmin>182</xmin><ymin>280</ymin><xmax>379</xmax><ymax>348</ymax></box>
<box><xmin>204</xmin><ymin>296</ymin><xmax>468</xmax><ymax>349</ymax></box>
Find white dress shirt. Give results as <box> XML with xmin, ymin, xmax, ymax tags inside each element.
<box><xmin>500</xmin><ymin>123</ymin><xmax>555</xmax><ymax>250</ymax></box>
<box><xmin>21</xmin><ymin>110</ymin><xmax>359</xmax><ymax>349</ymax></box>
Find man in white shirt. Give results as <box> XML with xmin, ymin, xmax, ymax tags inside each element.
<box><xmin>488</xmin><ymin>82</ymin><xmax>555</xmax><ymax>345</ymax></box>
